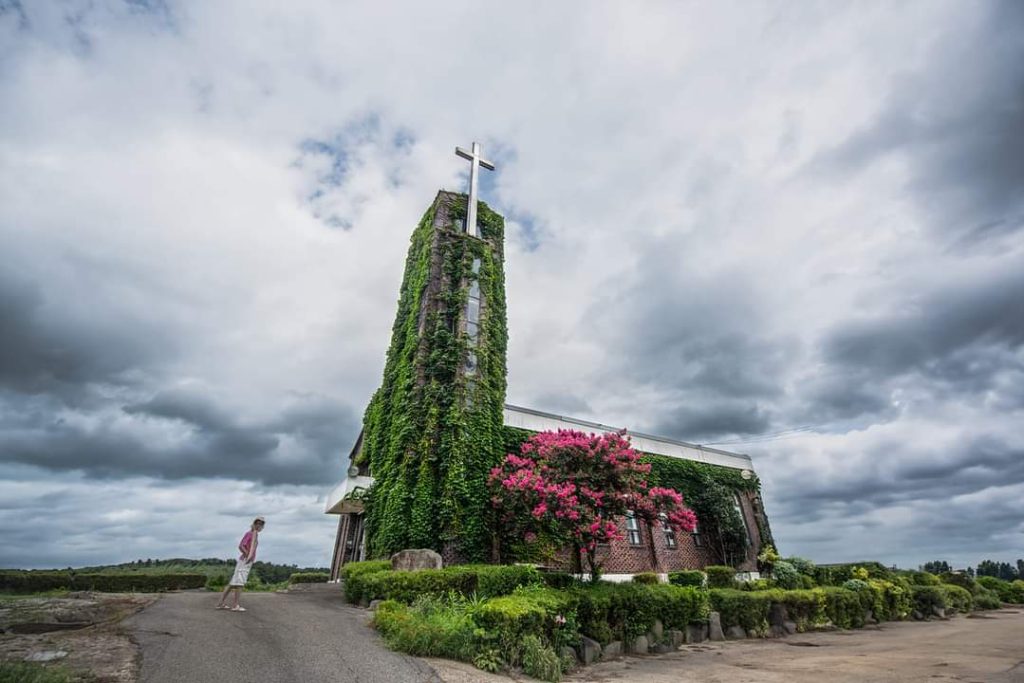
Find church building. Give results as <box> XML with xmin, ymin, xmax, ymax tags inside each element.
<box><xmin>325</xmin><ymin>144</ymin><xmax>772</xmax><ymax>580</ymax></box>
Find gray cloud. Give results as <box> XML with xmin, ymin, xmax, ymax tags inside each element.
<box><xmin>815</xmin><ymin>0</ymin><xmax>1024</xmax><ymax>244</ymax></box>
<box><xmin>1</xmin><ymin>0</ymin><xmax>1022</xmax><ymax>571</ymax></box>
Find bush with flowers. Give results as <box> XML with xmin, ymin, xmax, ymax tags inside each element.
<box><xmin>489</xmin><ymin>429</ymin><xmax>697</xmax><ymax>582</ymax></box>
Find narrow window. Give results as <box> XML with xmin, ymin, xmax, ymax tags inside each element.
<box><xmin>660</xmin><ymin>513</ymin><xmax>677</xmax><ymax>549</ymax></box>
<box><xmin>733</xmin><ymin>494</ymin><xmax>752</xmax><ymax>547</ymax></box>
<box><xmin>625</xmin><ymin>511</ymin><xmax>642</xmax><ymax>546</ymax></box>
<box><xmin>691</xmin><ymin>521</ymin><xmax>703</xmax><ymax>547</ymax></box>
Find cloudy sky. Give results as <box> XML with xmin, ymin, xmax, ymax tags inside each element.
<box><xmin>1</xmin><ymin>1</ymin><xmax>1021</xmax><ymax>571</ymax></box>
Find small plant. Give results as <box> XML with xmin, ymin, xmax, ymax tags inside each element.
<box><xmin>632</xmin><ymin>572</ymin><xmax>659</xmax><ymax>584</ymax></box>
<box><xmin>521</xmin><ymin>634</ymin><xmax>563</xmax><ymax>682</ymax></box>
<box><xmin>705</xmin><ymin>565</ymin><xmax>737</xmax><ymax>589</ymax></box>
<box><xmin>473</xmin><ymin>649</ymin><xmax>502</xmax><ymax>673</ymax></box>
<box><xmin>772</xmin><ymin>561</ymin><xmax>801</xmax><ymax>589</ymax></box>
<box><xmin>757</xmin><ymin>544</ymin><xmax>780</xmax><ymax>573</ymax></box>
<box><xmin>668</xmin><ymin>570</ymin><xmax>704</xmax><ymax>588</ymax></box>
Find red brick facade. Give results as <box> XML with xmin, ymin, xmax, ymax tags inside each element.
<box><xmin>548</xmin><ymin>489</ymin><xmax>765</xmax><ymax>575</ymax></box>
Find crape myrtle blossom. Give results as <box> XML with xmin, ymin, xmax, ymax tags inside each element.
<box><xmin>489</xmin><ymin>429</ymin><xmax>697</xmax><ymax>580</ymax></box>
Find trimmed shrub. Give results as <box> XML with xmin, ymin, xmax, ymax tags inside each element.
<box><xmin>982</xmin><ymin>577</ymin><xmax>1024</xmax><ymax>604</ymax></box>
<box><xmin>668</xmin><ymin>570</ymin><xmax>705</xmax><ymax>588</ymax></box>
<box><xmin>355</xmin><ymin>564</ymin><xmax>542</xmax><ymax>604</ymax></box>
<box><xmin>740</xmin><ymin>578</ymin><xmax>772</xmax><ymax>591</ymax></box>
<box><xmin>939</xmin><ymin>572</ymin><xmax>979</xmax><ymax>595</ymax></box>
<box><xmin>372</xmin><ymin>596</ymin><xmax>478</xmax><ymax>662</ymax></box>
<box><xmin>911</xmin><ymin>585</ymin><xmax>945</xmax><ymax>614</ymax></box>
<box><xmin>290</xmin><ymin>572</ymin><xmax>329</xmax><ymax>584</ymax></box>
<box><xmin>571</xmin><ymin>582</ymin><xmax>708</xmax><ymax>645</ymax></box>
<box><xmin>813</xmin><ymin>562</ymin><xmax>892</xmax><ymax>586</ymax></box>
<box><xmin>0</xmin><ymin>571</ymin><xmax>205</xmax><ymax>593</ymax></box>
<box><xmin>818</xmin><ymin>587</ymin><xmax>864</xmax><ymax>628</ymax></box>
<box><xmin>772</xmin><ymin>561</ymin><xmax>801</xmax><ymax>589</ymax></box>
<box><xmin>539</xmin><ymin>571</ymin><xmax>576</xmax><ymax>590</ymax></box>
<box><xmin>476</xmin><ymin>586</ymin><xmax>576</xmax><ymax>664</ymax></box>
<box><xmin>785</xmin><ymin>556</ymin><xmax>816</xmax><ymax>577</ymax></box>
<box><xmin>632</xmin><ymin>572</ymin><xmax>659</xmax><ymax>585</ymax></box>
<box><xmin>939</xmin><ymin>585</ymin><xmax>973</xmax><ymax>613</ymax></box>
<box><xmin>340</xmin><ymin>560</ymin><xmax>391</xmax><ymax>603</ymax></box>
<box><xmin>906</xmin><ymin>571</ymin><xmax>941</xmax><ymax>586</ymax></box>
<box><xmin>974</xmin><ymin>588</ymin><xmax>1002</xmax><ymax>610</ymax></box>
<box><xmin>705</xmin><ymin>565</ymin><xmax>737</xmax><ymax>589</ymax></box>
<box><xmin>710</xmin><ymin>589</ymin><xmax>777</xmax><ymax>632</ymax></box>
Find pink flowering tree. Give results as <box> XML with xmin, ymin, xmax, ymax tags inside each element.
<box><xmin>489</xmin><ymin>429</ymin><xmax>697</xmax><ymax>581</ymax></box>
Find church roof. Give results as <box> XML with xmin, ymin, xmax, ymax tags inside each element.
<box><xmin>327</xmin><ymin>404</ymin><xmax>755</xmax><ymax>514</ymax></box>
<box><xmin>503</xmin><ymin>404</ymin><xmax>754</xmax><ymax>472</ymax></box>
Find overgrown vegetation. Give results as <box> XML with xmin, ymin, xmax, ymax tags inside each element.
<box><xmin>0</xmin><ymin>663</ymin><xmax>87</xmax><ymax>683</ymax></box>
<box><xmin>360</xmin><ymin>193</ymin><xmax>508</xmax><ymax>563</ymax></box>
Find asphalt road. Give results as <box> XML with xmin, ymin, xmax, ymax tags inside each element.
<box><xmin>126</xmin><ymin>588</ymin><xmax>442</xmax><ymax>683</ymax></box>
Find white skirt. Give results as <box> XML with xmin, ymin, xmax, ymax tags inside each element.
<box><xmin>229</xmin><ymin>558</ymin><xmax>253</xmax><ymax>587</ymax></box>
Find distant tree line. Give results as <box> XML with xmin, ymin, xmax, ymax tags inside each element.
<box><xmin>921</xmin><ymin>558</ymin><xmax>1023</xmax><ymax>581</ymax></box>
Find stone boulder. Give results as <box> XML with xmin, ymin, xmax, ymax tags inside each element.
<box><xmin>708</xmin><ymin>612</ymin><xmax>725</xmax><ymax>641</ymax></box>
<box><xmin>783</xmin><ymin>620</ymin><xmax>798</xmax><ymax>635</ymax></box>
<box><xmin>768</xmin><ymin>603</ymin><xmax>789</xmax><ymax>638</ymax></box>
<box><xmin>577</xmin><ymin>635</ymin><xmax>601</xmax><ymax>665</ymax></box>
<box><xmin>666</xmin><ymin>629</ymin><xmax>685</xmax><ymax>648</ymax></box>
<box><xmin>685</xmin><ymin>623</ymin><xmax>707</xmax><ymax>644</ymax></box>
<box><xmin>725</xmin><ymin>625</ymin><xmax>747</xmax><ymax>640</ymax></box>
<box><xmin>560</xmin><ymin>646</ymin><xmax>579</xmax><ymax>665</ymax></box>
<box><xmin>630</xmin><ymin>635</ymin><xmax>650</xmax><ymax>654</ymax></box>
<box><xmin>390</xmin><ymin>549</ymin><xmax>443</xmax><ymax>572</ymax></box>
<box><xmin>602</xmin><ymin>641</ymin><xmax>623</xmax><ymax>658</ymax></box>
<box><xmin>650</xmin><ymin>619</ymin><xmax>664</xmax><ymax>641</ymax></box>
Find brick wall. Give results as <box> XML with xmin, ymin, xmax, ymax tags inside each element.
<box><xmin>546</xmin><ymin>492</ymin><xmax>765</xmax><ymax>574</ymax></box>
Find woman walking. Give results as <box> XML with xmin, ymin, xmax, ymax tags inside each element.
<box><xmin>216</xmin><ymin>516</ymin><xmax>265</xmax><ymax>612</ymax></box>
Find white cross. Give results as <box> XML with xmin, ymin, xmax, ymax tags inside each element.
<box><xmin>455</xmin><ymin>142</ymin><xmax>495</xmax><ymax>238</ymax></box>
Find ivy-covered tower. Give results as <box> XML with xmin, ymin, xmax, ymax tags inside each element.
<box><xmin>354</xmin><ymin>190</ymin><xmax>508</xmax><ymax>563</ymax></box>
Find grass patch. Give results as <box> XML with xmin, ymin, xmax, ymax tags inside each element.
<box><xmin>0</xmin><ymin>662</ymin><xmax>90</xmax><ymax>683</ymax></box>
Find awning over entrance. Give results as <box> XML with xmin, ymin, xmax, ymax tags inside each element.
<box><xmin>324</xmin><ymin>475</ymin><xmax>375</xmax><ymax>514</ymax></box>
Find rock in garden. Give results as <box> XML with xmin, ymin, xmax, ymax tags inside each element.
<box><xmin>578</xmin><ymin>635</ymin><xmax>601</xmax><ymax>665</ymax></box>
<box><xmin>912</xmin><ymin>610</ymin><xmax>924</xmax><ymax>620</ymax></box>
<box><xmin>651</xmin><ymin>619</ymin><xmax>664</xmax><ymax>641</ymax></box>
<box><xmin>725</xmin><ymin>625</ymin><xmax>747</xmax><ymax>640</ymax></box>
<box><xmin>368</xmin><ymin>599</ymin><xmax>383</xmax><ymax>611</ymax></box>
<box><xmin>560</xmin><ymin>646</ymin><xmax>578</xmax><ymax>664</ymax></box>
<box><xmin>709</xmin><ymin>612</ymin><xmax>725</xmax><ymax>641</ymax></box>
<box><xmin>390</xmin><ymin>549</ymin><xmax>443</xmax><ymax>571</ymax></box>
<box><xmin>783</xmin><ymin>620</ymin><xmax>798</xmax><ymax>635</ymax></box>
<box><xmin>686</xmin><ymin>623</ymin><xmax>707</xmax><ymax>644</ymax></box>
<box><xmin>630</xmin><ymin>635</ymin><xmax>650</xmax><ymax>654</ymax></box>
<box><xmin>653</xmin><ymin>642</ymin><xmax>673</xmax><ymax>654</ymax></box>
<box><xmin>602</xmin><ymin>640</ymin><xmax>623</xmax><ymax>658</ymax></box>
<box><xmin>931</xmin><ymin>605</ymin><xmax>946</xmax><ymax>619</ymax></box>
<box><xmin>25</xmin><ymin>651</ymin><xmax>68</xmax><ymax>663</ymax></box>
<box><xmin>667</xmin><ymin>629</ymin><xmax>685</xmax><ymax>648</ymax></box>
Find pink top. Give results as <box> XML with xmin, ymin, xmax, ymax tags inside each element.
<box><xmin>239</xmin><ymin>530</ymin><xmax>258</xmax><ymax>562</ymax></box>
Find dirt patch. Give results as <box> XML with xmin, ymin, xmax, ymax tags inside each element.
<box><xmin>0</xmin><ymin>593</ymin><xmax>158</xmax><ymax>682</ymax></box>
<box><xmin>559</xmin><ymin>609</ymin><xmax>1024</xmax><ymax>683</ymax></box>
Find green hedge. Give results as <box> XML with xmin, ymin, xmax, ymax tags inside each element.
<box><xmin>340</xmin><ymin>560</ymin><xmax>392</xmax><ymax>603</ymax></box>
<box><xmin>939</xmin><ymin>572</ymin><xmax>979</xmax><ymax>595</ymax></box>
<box><xmin>632</xmin><ymin>572</ymin><xmax>659</xmax><ymax>585</ymax></box>
<box><xmin>668</xmin><ymin>570</ymin><xmax>704</xmax><ymax>588</ymax></box>
<box><xmin>351</xmin><ymin>564</ymin><xmax>542</xmax><ymax>604</ymax></box>
<box><xmin>373</xmin><ymin>597</ymin><xmax>478</xmax><ymax>662</ymax></box>
<box><xmin>905</xmin><ymin>570</ymin><xmax>941</xmax><ymax>586</ymax></box>
<box><xmin>290</xmin><ymin>572</ymin><xmax>330</xmax><ymax>584</ymax></box>
<box><xmin>711</xmin><ymin>586</ymin><xmax>867</xmax><ymax>632</ymax></box>
<box><xmin>709</xmin><ymin>588</ymin><xmax>776</xmax><ymax>632</ymax></box>
<box><xmin>0</xmin><ymin>571</ymin><xmax>206</xmax><ymax>593</ymax></box>
<box><xmin>705</xmin><ymin>565</ymin><xmax>736</xmax><ymax>589</ymax></box>
<box><xmin>939</xmin><ymin>585</ymin><xmax>973</xmax><ymax>613</ymax></box>
<box><xmin>573</xmin><ymin>583</ymin><xmax>709</xmax><ymax>644</ymax></box>
<box><xmin>476</xmin><ymin>586</ymin><xmax>576</xmax><ymax>659</ymax></box>
<box><xmin>812</xmin><ymin>562</ymin><xmax>892</xmax><ymax>586</ymax></box>
<box><xmin>976</xmin><ymin>576</ymin><xmax>1024</xmax><ymax>604</ymax></box>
